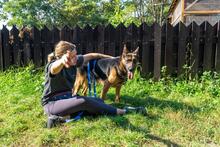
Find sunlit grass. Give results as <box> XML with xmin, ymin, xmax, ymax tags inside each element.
<box><xmin>0</xmin><ymin>65</ymin><xmax>219</xmax><ymax>146</ymax></box>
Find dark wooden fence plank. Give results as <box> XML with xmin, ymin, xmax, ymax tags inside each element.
<box><xmin>191</xmin><ymin>22</ymin><xmax>200</xmax><ymax>77</ymax></box>
<box><xmin>173</xmin><ymin>23</ymin><xmax>180</xmax><ymax>76</ymax></box>
<box><xmin>60</xmin><ymin>25</ymin><xmax>72</xmax><ymax>42</ymax></box>
<box><xmin>177</xmin><ymin>22</ymin><xmax>188</xmax><ymax>76</ymax></box>
<box><xmin>161</xmin><ymin>23</ymin><xmax>166</xmax><ymax>67</ymax></box>
<box><xmin>83</xmin><ymin>25</ymin><xmax>93</xmax><ymax>54</ymax></box>
<box><xmin>153</xmin><ymin>23</ymin><xmax>161</xmax><ymax>80</ymax></box>
<box><xmin>217</xmin><ymin>21</ymin><xmax>220</xmax><ymax>72</ymax></box>
<box><xmin>72</xmin><ymin>25</ymin><xmax>82</xmax><ymax>54</ymax></box>
<box><xmin>51</xmin><ymin>27</ymin><xmax>60</xmax><ymax>56</ymax></box>
<box><xmin>52</xmin><ymin>27</ymin><xmax>60</xmax><ymax>47</ymax></box>
<box><xmin>212</xmin><ymin>23</ymin><xmax>218</xmax><ymax>71</ymax></box>
<box><xmin>137</xmin><ymin>24</ymin><xmax>142</xmax><ymax>63</ymax></box>
<box><xmin>0</xmin><ymin>29</ymin><xmax>3</xmax><ymax>70</ymax></box>
<box><xmin>109</xmin><ymin>25</ymin><xmax>116</xmax><ymax>56</ymax></box>
<box><xmin>128</xmin><ymin>23</ymin><xmax>139</xmax><ymax>50</ymax></box>
<box><xmin>23</xmin><ymin>28</ymin><xmax>31</xmax><ymax>66</ymax></box>
<box><xmin>104</xmin><ymin>24</ymin><xmax>115</xmax><ymax>56</ymax></box>
<box><xmin>165</xmin><ymin>22</ymin><xmax>174</xmax><ymax>75</ymax></box>
<box><xmin>124</xmin><ymin>24</ymin><xmax>133</xmax><ymax>50</ymax></box>
<box><xmin>2</xmin><ymin>26</ymin><xmax>11</xmax><ymax>69</ymax></box>
<box><xmin>115</xmin><ymin>23</ymin><xmax>126</xmax><ymax>56</ymax></box>
<box><xmin>94</xmin><ymin>25</ymin><xmax>104</xmax><ymax>54</ymax></box>
<box><xmin>130</xmin><ymin>23</ymin><xmax>141</xmax><ymax>63</ymax></box>
<box><xmin>41</xmin><ymin>26</ymin><xmax>52</xmax><ymax>64</ymax></box>
<box><xmin>10</xmin><ymin>26</ymin><xmax>20</xmax><ymax>66</ymax></box>
<box><xmin>203</xmin><ymin>22</ymin><xmax>214</xmax><ymax>71</ymax></box>
<box><xmin>32</xmin><ymin>26</ymin><xmax>42</xmax><ymax>67</ymax></box>
<box><xmin>141</xmin><ymin>23</ymin><xmax>151</xmax><ymax>75</ymax></box>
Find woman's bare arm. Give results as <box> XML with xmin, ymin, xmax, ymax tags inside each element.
<box><xmin>50</xmin><ymin>51</ymin><xmax>74</xmax><ymax>74</ymax></box>
<box><xmin>83</xmin><ymin>53</ymin><xmax>113</xmax><ymax>63</ymax></box>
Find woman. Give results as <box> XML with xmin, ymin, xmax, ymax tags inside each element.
<box><xmin>42</xmin><ymin>41</ymin><xmax>146</xmax><ymax>128</ymax></box>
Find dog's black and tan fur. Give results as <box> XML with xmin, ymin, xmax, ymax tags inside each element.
<box><xmin>73</xmin><ymin>45</ymin><xmax>139</xmax><ymax>102</ymax></box>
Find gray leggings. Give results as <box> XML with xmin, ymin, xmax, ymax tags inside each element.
<box><xmin>44</xmin><ymin>95</ymin><xmax>117</xmax><ymax>116</ymax></box>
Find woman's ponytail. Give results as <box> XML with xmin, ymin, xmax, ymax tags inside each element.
<box><xmin>47</xmin><ymin>52</ymin><xmax>56</xmax><ymax>62</ymax></box>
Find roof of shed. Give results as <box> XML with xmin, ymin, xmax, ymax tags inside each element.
<box><xmin>168</xmin><ymin>0</ymin><xmax>179</xmax><ymax>15</ymax></box>
<box><xmin>168</xmin><ymin>0</ymin><xmax>220</xmax><ymax>15</ymax></box>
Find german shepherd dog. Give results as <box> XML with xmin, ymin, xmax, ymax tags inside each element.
<box><xmin>73</xmin><ymin>45</ymin><xmax>139</xmax><ymax>103</ymax></box>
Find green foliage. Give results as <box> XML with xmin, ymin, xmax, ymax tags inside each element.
<box><xmin>0</xmin><ymin>0</ymin><xmax>171</xmax><ymax>28</ymax></box>
<box><xmin>0</xmin><ymin>65</ymin><xmax>219</xmax><ymax>146</ymax></box>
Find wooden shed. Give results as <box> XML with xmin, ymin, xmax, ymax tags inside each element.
<box><xmin>168</xmin><ymin>0</ymin><xmax>220</xmax><ymax>25</ymax></box>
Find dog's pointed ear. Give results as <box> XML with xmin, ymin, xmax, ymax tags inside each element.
<box><xmin>133</xmin><ymin>47</ymin><xmax>139</xmax><ymax>55</ymax></box>
<box><xmin>123</xmin><ymin>44</ymin><xmax>129</xmax><ymax>55</ymax></box>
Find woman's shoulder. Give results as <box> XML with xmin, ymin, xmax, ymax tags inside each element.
<box><xmin>45</xmin><ymin>60</ymin><xmax>56</xmax><ymax>72</ymax></box>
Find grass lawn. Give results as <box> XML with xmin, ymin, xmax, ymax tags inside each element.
<box><xmin>0</xmin><ymin>65</ymin><xmax>219</xmax><ymax>146</ymax></box>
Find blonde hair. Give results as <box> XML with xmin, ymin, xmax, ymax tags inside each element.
<box><xmin>48</xmin><ymin>41</ymin><xmax>76</xmax><ymax>62</ymax></box>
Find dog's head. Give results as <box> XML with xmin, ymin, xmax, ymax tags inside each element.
<box><xmin>121</xmin><ymin>45</ymin><xmax>139</xmax><ymax>80</ymax></box>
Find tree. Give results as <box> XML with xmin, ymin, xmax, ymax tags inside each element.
<box><xmin>0</xmin><ymin>0</ymin><xmax>172</xmax><ymax>28</ymax></box>
<box><xmin>0</xmin><ymin>0</ymin><xmax>108</xmax><ymax>28</ymax></box>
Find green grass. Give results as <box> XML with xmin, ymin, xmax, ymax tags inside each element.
<box><xmin>0</xmin><ymin>65</ymin><xmax>219</xmax><ymax>146</ymax></box>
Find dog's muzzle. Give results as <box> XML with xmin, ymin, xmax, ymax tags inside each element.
<box><xmin>127</xmin><ymin>67</ymin><xmax>134</xmax><ymax>80</ymax></box>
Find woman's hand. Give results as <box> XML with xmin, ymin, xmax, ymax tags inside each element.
<box><xmin>61</xmin><ymin>50</ymin><xmax>77</xmax><ymax>68</ymax></box>
<box><xmin>50</xmin><ymin>49</ymin><xmax>78</xmax><ymax>75</ymax></box>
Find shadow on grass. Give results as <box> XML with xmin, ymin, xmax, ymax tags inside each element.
<box><xmin>109</xmin><ymin>116</ymin><xmax>181</xmax><ymax>147</ymax></box>
<box><xmin>107</xmin><ymin>94</ymin><xmax>200</xmax><ymax>114</ymax></box>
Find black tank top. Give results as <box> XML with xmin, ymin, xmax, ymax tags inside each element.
<box><xmin>41</xmin><ymin>55</ymin><xmax>84</xmax><ymax>106</ymax></box>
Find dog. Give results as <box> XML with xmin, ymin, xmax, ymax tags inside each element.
<box><xmin>73</xmin><ymin>45</ymin><xmax>139</xmax><ymax>103</ymax></box>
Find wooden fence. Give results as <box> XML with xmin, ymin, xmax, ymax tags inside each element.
<box><xmin>1</xmin><ymin>21</ymin><xmax>220</xmax><ymax>78</ymax></box>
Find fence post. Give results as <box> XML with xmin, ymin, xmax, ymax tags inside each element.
<box><xmin>0</xmin><ymin>29</ymin><xmax>3</xmax><ymax>70</ymax></box>
<box><xmin>2</xmin><ymin>26</ymin><xmax>10</xmax><ymax>69</ymax></box>
<box><xmin>153</xmin><ymin>23</ymin><xmax>161</xmax><ymax>80</ymax></box>
<box><xmin>204</xmin><ymin>21</ymin><xmax>214</xmax><ymax>71</ymax></box>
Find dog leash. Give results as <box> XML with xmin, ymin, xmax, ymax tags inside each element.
<box><xmin>93</xmin><ymin>60</ymin><xmax>97</xmax><ymax>97</ymax></box>
<box><xmin>87</xmin><ymin>60</ymin><xmax>97</xmax><ymax>97</ymax></box>
<box><xmin>87</xmin><ymin>61</ymin><xmax>92</xmax><ymax>97</ymax></box>
<box><xmin>63</xmin><ymin>60</ymin><xmax>97</xmax><ymax>125</ymax></box>
<box><xmin>65</xmin><ymin>111</ymin><xmax>84</xmax><ymax>123</ymax></box>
